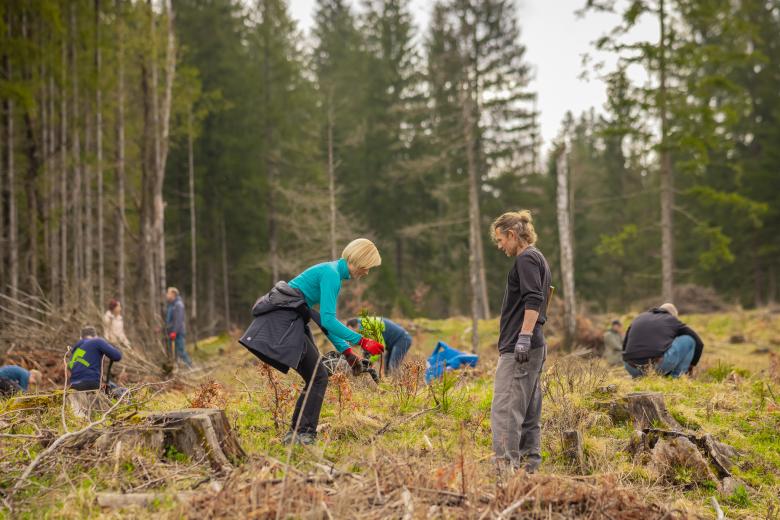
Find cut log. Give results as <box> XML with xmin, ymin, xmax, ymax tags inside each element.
<box><xmin>144</xmin><ymin>408</ymin><xmax>246</xmax><ymax>471</ymax></box>
<box><xmin>97</xmin><ymin>491</ymin><xmax>196</xmax><ymax>508</ymax></box>
<box><xmin>561</xmin><ymin>430</ymin><xmax>584</xmax><ymax>469</ymax></box>
<box><xmin>5</xmin><ymin>393</ymin><xmax>62</xmax><ymax>411</ymax></box>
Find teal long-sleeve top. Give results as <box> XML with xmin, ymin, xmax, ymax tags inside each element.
<box><xmin>289</xmin><ymin>258</ymin><xmax>361</xmax><ymax>352</ymax></box>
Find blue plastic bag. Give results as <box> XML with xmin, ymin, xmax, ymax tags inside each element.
<box><xmin>425</xmin><ymin>341</ymin><xmax>479</xmax><ymax>383</ymax></box>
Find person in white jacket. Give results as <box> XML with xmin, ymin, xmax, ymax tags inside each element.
<box><xmin>103</xmin><ymin>299</ymin><xmax>130</xmax><ymax>349</ymax></box>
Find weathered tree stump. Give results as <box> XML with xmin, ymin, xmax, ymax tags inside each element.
<box><xmin>605</xmin><ymin>392</ymin><xmax>682</xmax><ymax>430</ymax></box>
<box><xmin>66</xmin><ymin>390</ymin><xmax>112</xmax><ymax>419</ymax></box>
<box><xmin>144</xmin><ymin>408</ymin><xmax>246</xmax><ymax>471</ymax></box>
<box><xmin>561</xmin><ymin>430</ymin><xmax>584</xmax><ymax>470</ymax></box>
<box><xmin>651</xmin><ymin>436</ymin><xmax>717</xmax><ymax>483</ymax></box>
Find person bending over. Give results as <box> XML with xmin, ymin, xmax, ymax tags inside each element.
<box><xmin>240</xmin><ymin>239</ymin><xmax>385</xmax><ymax>445</ymax></box>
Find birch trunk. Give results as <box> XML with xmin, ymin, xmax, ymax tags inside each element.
<box><xmin>115</xmin><ymin>0</ymin><xmax>126</xmax><ymax>304</ymax></box>
<box><xmin>154</xmin><ymin>0</ymin><xmax>176</xmax><ymax>303</ymax></box>
<box><xmin>659</xmin><ymin>0</ymin><xmax>674</xmax><ymax>303</ymax></box>
<box><xmin>148</xmin><ymin>0</ymin><xmax>161</xmax><ymax>311</ymax></box>
<box><xmin>556</xmin><ymin>147</ymin><xmax>576</xmax><ymax>350</ymax></box>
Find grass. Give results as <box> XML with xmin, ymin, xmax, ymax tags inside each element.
<box><xmin>2</xmin><ymin>309</ymin><xmax>779</xmax><ymax>518</ymax></box>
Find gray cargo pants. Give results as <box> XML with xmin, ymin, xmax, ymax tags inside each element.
<box><xmin>491</xmin><ymin>345</ymin><xmax>546</xmax><ymax>472</ymax></box>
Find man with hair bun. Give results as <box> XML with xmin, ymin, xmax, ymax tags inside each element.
<box><xmin>489</xmin><ymin>210</ymin><xmax>552</xmax><ymax>474</ymax></box>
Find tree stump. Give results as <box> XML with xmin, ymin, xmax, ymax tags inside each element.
<box><xmin>144</xmin><ymin>408</ymin><xmax>246</xmax><ymax>471</ymax></box>
<box><xmin>610</xmin><ymin>392</ymin><xmax>682</xmax><ymax>430</ymax></box>
<box><xmin>562</xmin><ymin>430</ymin><xmax>584</xmax><ymax>470</ymax></box>
<box><xmin>66</xmin><ymin>390</ymin><xmax>112</xmax><ymax>419</ymax></box>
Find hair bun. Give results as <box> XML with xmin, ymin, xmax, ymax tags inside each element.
<box><xmin>517</xmin><ymin>210</ymin><xmax>532</xmax><ymax>223</ymax></box>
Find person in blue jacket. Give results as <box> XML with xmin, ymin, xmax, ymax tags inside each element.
<box><xmin>0</xmin><ymin>365</ymin><xmax>42</xmax><ymax>394</ymax></box>
<box><xmin>166</xmin><ymin>287</ymin><xmax>192</xmax><ymax>368</ymax></box>
<box><xmin>239</xmin><ymin>238</ymin><xmax>385</xmax><ymax>445</ymax></box>
<box><xmin>67</xmin><ymin>326</ymin><xmax>125</xmax><ymax>397</ymax></box>
<box><xmin>346</xmin><ymin>316</ymin><xmax>412</xmax><ymax>375</ymax></box>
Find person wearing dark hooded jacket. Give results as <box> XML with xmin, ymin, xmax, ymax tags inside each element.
<box><xmin>622</xmin><ymin>303</ymin><xmax>704</xmax><ymax>378</ymax></box>
<box><xmin>239</xmin><ymin>239</ymin><xmax>385</xmax><ymax>445</ymax></box>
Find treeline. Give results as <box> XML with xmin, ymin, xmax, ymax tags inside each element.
<box><xmin>0</xmin><ymin>0</ymin><xmax>777</xmax><ymax>339</ymax></box>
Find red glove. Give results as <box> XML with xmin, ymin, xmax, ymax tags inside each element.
<box><xmin>169</xmin><ymin>332</ymin><xmax>177</xmax><ymax>340</ymax></box>
<box><xmin>359</xmin><ymin>337</ymin><xmax>384</xmax><ymax>356</ymax></box>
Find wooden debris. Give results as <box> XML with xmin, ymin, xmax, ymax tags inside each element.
<box><xmin>604</xmin><ymin>392</ymin><xmax>682</xmax><ymax>430</ymax></box>
<box><xmin>562</xmin><ymin>430</ymin><xmax>584</xmax><ymax>470</ymax></box>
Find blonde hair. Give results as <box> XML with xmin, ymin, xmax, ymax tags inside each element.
<box><xmin>491</xmin><ymin>210</ymin><xmax>537</xmax><ymax>246</ymax></box>
<box><xmin>167</xmin><ymin>287</ymin><xmax>180</xmax><ymax>296</ymax></box>
<box><xmin>659</xmin><ymin>302</ymin><xmax>679</xmax><ymax>317</ymax></box>
<box><xmin>342</xmin><ymin>238</ymin><xmax>382</xmax><ymax>270</ymax></box>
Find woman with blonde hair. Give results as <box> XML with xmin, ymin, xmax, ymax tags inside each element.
<box><xmin>489</xmin><ymin>210</ymin><xmax>552</xmax><ymax>474</ymax></box>
<box><xmin>240</xmin><ymin>238</ymin><xmax>385</xmax><ymax>445</ymax></box>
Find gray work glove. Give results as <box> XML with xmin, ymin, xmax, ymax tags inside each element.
<box><xmin>514</xmin><ymin>333</ymin><xmax>532</xmax><ymax>363</ymax></box>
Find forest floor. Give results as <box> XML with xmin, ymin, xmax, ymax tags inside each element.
<box><xmin>2</xmin><ymin>309</ymin><xmax>780</xmax><ymax>519</ymax></box>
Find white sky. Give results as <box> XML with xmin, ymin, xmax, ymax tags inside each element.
<box><xmin>287</xmin><ymin>0</ymin><xmax>657</xmax><ymax>154</ymax></box>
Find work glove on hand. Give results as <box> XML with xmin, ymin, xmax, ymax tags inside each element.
<box><xmin>514</xmin><ymin>333</ymin><xmax>532</xmax><ymax>363</ymax></box>
<box><xmin>342</xmin><ymin>348</ymin><xmax>362</xmax><ymax>376</ymax></box>
<box><xmin>168</xmin><ymin>332</ymin><xmax>177</xmax><ymax>340</ymax></box>
<box><xmin>359</xmin><ymin>337</ymin><xmax>385</xmax><ymax>356</ymax></box>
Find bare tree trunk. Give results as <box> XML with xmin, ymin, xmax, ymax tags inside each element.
<box><xmin>327</xmin><ymin>91</ymin><xmax>337</xmax><ymax>260</ymax></box>
<box><xmin>460</xmin><ymin>85</ymin><xmax>480</xmax><ymax>353</ymax></box>
<box><xmin>155</xmin><ymin>0</ymin><xmax>176</xmax><ymax>303</ymax></box>
<box><xmin>95</xmin><ymin>0</ymin><xmax>105</xmax><ymax>306</ymax></box>
<box><xmin>115</xmin><ymin>0</ymin><xmax>125</xmax><ymax>304</ymax></box>
<box><xmin>659</xmin><ymin>0</ymin><xmax>674</xmax><ymax>303</ymax></box>
<box><xmin>70</xmin><ymin>4</ymin><xmax>83</xmax><ymax>296</ymax></box>
<box><xmin>221</xmin><ymin>216</ymin><xmax>230</xmax><ymax>331</ymax></box>
<box><xmin>5</xmin><ymin>14</ymin><xmax>19</xmax><ymax>303</ymax></box>
<box><xmin>187</xmin><ymin>108</ymin><xmax>197</xmax><ymax>329</ymax></box>
<box><xmin>60</xmin><ymin>28</ymin><xmax>68</xmax><ymax>302</ymax></box>
<box><xmin>262</xmin><ymin>0</ymin><xmax>279</xmax><ymax>283</ymax></box>
<box><xmin>148</xmin><ymin>0</ymin><xmax>161</xmax><ymax>311</ymax></box>
<box><xmin>556</xmin><ymin>146</ymin><xmax>576</xmax><ymax>351</ymax></box>
<box><xmin>207</xmin><ymin>260</ymin><xmax>215</xmax><ymax>335</ymax></box>
<box><xmin>85</xmin><ymin>99</ymin><xmax>94</xmax><ymax>299</ymax></box>
<box><xmin>42</xmin><ymin>61</ymin><xmax>51</xmax><ymax>295</ymax></box>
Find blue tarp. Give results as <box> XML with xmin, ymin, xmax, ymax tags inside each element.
<box><xmin>425</xmin><ymin>341</ymin><xmax>479</xmax><ymax>383</ymax></box>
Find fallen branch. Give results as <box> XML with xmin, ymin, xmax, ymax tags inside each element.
<box><xmin>497</xmin><ymin>484</ymin><xmax>539</xmax><ymax>519</ymax></box>
<box><xmin>710</xmin><ymin>496</ymin><xmax>725</xmax><ymax>520</ymax></box>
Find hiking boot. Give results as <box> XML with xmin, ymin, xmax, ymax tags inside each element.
<box><xmin>282</xmin><ymin>431</ymin><xmax>317</xmax><ymax>446</ymax></box>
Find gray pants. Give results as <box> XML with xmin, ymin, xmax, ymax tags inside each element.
<box><xmin>491</xmin><ymin>345</ymin><xmax>546</xmax><ymax>472</ymax></box>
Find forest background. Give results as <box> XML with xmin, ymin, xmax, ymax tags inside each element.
<box><xmin>0</xmin><ymin>0</ymin><xmax>777</xmax><ymax>343</ymax></box>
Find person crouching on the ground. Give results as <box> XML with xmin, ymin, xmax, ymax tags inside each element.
<box><xmin>67</xmin><ymin>326</ymin><xmax>126</xmax><ymax>397</ymax></box>
<box><xmin>103</xmin><ymin>299</ymin><xmax>130</xmax><ymax>349</ymax></box>
<box><xmin>346</xmin><ymin>316</ymin><xmax>412</xmax><ymax>375</ymax></box>
<box><xmin>166</xmin><ymin>287</ymin><xmax>192</xmax><ymax>368</ymax></box>
<box><xmin>603</xmin><ymin>319</ymin><xmax>624</xmax><ymax>365</ymax></box>
<box><xmin>622</xmin><ymin>303</ymin><xmax>704</xmax><ymax>378</ymax></box>
<box><xmin>490</xmin><ymin>210</ymin><xmax>552</xmax><ymax>474</ymax></box>
<box><xmin>0</xmin><ymin>365</ymin><xmax>42</xmax><ymax>394</ymax></box>
<box><xmin>239</xmin><ymin>239</ymin><xmax>385</xmax><ymax>446</ymax></box>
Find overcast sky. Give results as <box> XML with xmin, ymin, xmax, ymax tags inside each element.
<box><xmin>286</xmin><ymin>0</ymin><xmax>657</xmax><ymax>153</ymax></box>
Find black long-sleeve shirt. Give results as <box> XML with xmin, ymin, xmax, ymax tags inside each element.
<box><xmin>498</xmin><ymin>246</ymin><xmax>552</xmax><ymax>354</ymax></box>
<box><xmin>622</xmin><ymin>308</ymin><xmax>704</xmax><ymax>365</ymax></box>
